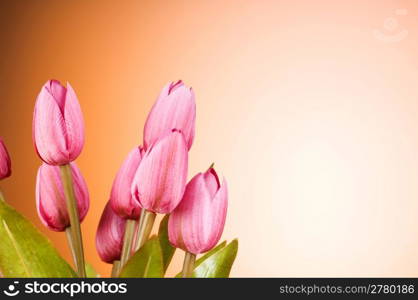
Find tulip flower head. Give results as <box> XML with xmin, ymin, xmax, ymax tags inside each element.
<box><xmin>132</xmin><ymin>130</ymin><xmax>188</xmax><ymax>214</ymax></box>
<box><xmin>96</xmin><ymin>202</ymin><xmax>126</xmax><ymax>263</ymax></box>
<box><xmin>0</xmin><ymin>138</ymin><xmax>11</xmax><ymax>180</ymax></box>
<box><xmin>168</xmin><ymin>167</ymin><xmax>228</xmax><ymax>254</ymax></box>
<box><xmin>110</xmin><ymin>146</ymin><xmax>143</xmax><ymax>219</ymax></box>
<box><xmin>144</xmin><ymin>80</ymin><xmax>196</xmax><ymax>151</ymax></box>
<box><xmin>36</xmin><ymin>162</ymin><xmax>89</xmax><ymax>231</ymax></box>
<box><xmin>33</xmin><ymin>80</ymin><xmax>85</xmax><ymax>165</ymax></box>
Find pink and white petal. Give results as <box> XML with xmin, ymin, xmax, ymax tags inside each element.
<box><xmin>64</xmin><ymin>82</ymin><xmax>85</xmax><ymax>161</ymax></box>
<box><xmin>203</xmin><ymin>168</ymin><xmax>221</xmax><ymax>199</ymax></box>
<box><xmin>0</xmin><ymin>138</ymin><xmax>11</xmax><ymax>179</ymax></box>
<box><xmin>110</xmin><ymin>146</ymin><xmax>143</xmax><ymax>219</ymax></box>
<box><xmin>47</xmin><ymin>80</ymin><xmax>67</xmax><ymax>111</ymax></box>
<box><xmin>70</xmin><ymin>162</ymin><xmax>90</xmax><ymax>222</ymax></box>
<box><xmin>36</xmin><ymin>164</ymin><xmax>68</xmax><ymax>231</ymax></box>
<box><xmin>143</xmin><ymin>82</ymin><xmax>196</xmax><ymax>150</ymax></box>
<box><xmin>182</xmin><ymin>174</ymin><xmax>214</xmax><ymax>254</ymax></box>
<box><xmin>33</xmin><ymin>86</ymin><xmax>69</xmax><ymax>165</ymax></box>
<box><xmin>133</xmin><ymin>131</ymin><xmax>188</xmax><ymax>214</ymax></box>
<box><xmin>96</xmin><ymin>202</ymin><xmax>126</xmax><ymax>263</ymax></box>
<box><xmin>202</xmin><ymin>179</ymin><xmax>228</xmax><ymax>253</ymax></box>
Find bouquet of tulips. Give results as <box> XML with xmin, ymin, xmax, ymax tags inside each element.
<box><xmin>0</xmin><ymin>80</ymin><xmax>237</xmax><ymax>278</ymax></box>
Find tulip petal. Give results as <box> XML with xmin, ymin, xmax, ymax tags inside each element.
<box><xmin>132</xmin><ymin>130</ymin><xmax>188</xmax><ymax>214</ymax></box>
<box><xmin>33</xmin><ymin>83</ymin><xmax>69</xmax><ymax>165</ymax></box>
<box><xmin>96</xmin><ymin>202</ymin><xmax>126</xmax><ymax>263</ymax></box>
<box><xmin>48</xmin><ymin>79</ymin><xmax>67</xmax><ymax>111</ymax></box>
<box><xmin>110</xmin><ymin>146</ymin><xmax>143</xmax><ymax>219</ymax></box>
<box><xmin>35</xmin><ymin>162</ymin><xmax>89</xmax><ymax>232</ymax></box>
<box><xmin>0</xmin><ymin>138</ymin><xmax>11</xmax><ymax>179</ymax></box>
<box><xmin>36</xmin><ymin>164</ymin><xmax>67</xmax><ymax>231</ymax></box>
<box><xmin>168</xmin><ymin>172</ymin><xmax>228</xmax><ymax>254</ymax></box>
<box><xmin>64</xmin><ymin>82</ymin><xmax>85</xmax><ymax>162</ymax></box>
<box><xmin>70</xmin><ymin>162</ymin><xmax>90</xmax><ymax>222</ymax></box>
<box><xmin>143</xmin><ymin>81</ymin><xmax>196</xmax><ymax>150</ymax></box>
<box><xmin>206</xmin><ymin>178</ymin><xmax>228</xmax><ymax>251</ymax></box>
<box><xmin>203</xmin><ymin>168</ymin><xmax>221</xmax><ymax>199</ymax></box>
<box><xmin>169</xmin><ymin>174</ymin><xmax>212</xmax><ymax>254</ymax></box>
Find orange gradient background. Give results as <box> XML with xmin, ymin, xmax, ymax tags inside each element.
<box><xmin>1</xmin><ymin>0</ymin><xmax>418</xmax><ymax>277</ymax></box>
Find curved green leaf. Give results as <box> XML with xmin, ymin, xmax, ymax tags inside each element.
<box><xmin>0</xmin><ymin>198</ymin><xmax>77</xmax><ymax>277</ymax></box>
<box><xmin>175</xmin><ymin>240</ymin><xmax>228</xmax><ymax>277</ymax></box>
<box><xmin>119</xmin><ymin>236</ymin><xmax>164</xmax><ymax>278</ymax></box>
<box><xmin>195</xmin><ymin>241</ymin><xmax>226</xmax><ymax>268</ymax></box>
<box><xmin>175</xmin><ymin>239</ymin><xmax>238</xmax><ymax>278</ymax></box>
<box><xmin>193</xmin><ymin>239</ymin><xmax>238</xmax><ymax>278</ymax></box>
<box><xmin>158</xmin><ymin>215</ymin><xmax>175</xmax><ymax>272</ymax></box>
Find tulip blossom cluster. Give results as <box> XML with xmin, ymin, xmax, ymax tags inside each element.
<box><xmin>32</xmin><ymin>80</ymin><xmax>89</xmax><ymax>277</ymax></box>
<box><xmin>96</xmin><ymin>79</ymin><xmax>228</xmax><ymax>275</ymax></box>
<box><xmin>33</xmin><ymin>80</ymin><xmax>89</xmax><ymax>232</ymax></box>
<box><xmin>24</xmin><ymin>78</ymin><xmax>230</xmax><ymax>277</ymax></box>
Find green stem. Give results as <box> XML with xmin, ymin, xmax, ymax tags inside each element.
<box><xmin>120</xmin><ymin>219</ymin><xmax>136</xmax><ymax>269</ymax></box>
<box><xmin>135</xmin><ymin>209</ymin><xmax>156</xmax><ymax>251</ymax></box>
<box><xmin>65</xmin><ymin>227</ymin><xmax>77</xmax><ymax>271</ymax></box>
<box><xmin>133</xmin><ymin>213</ymin><xmax>144</xmax><ymax>251</ymax></box>
<box><xmin>182</xmin><ymin>252</ymin><xmax>196</xmax><ymax>278</ymax></box>
<box><xmin>134</xmin><ymin>209</ymin><xmax>146</xmax><ymax>251</ymax></box>
<box><xmin>60</xmin><ymin>164</ymin><xmax>86</xmax><ymax>277</ymax></box>
<box><xmin>111</xmin><ymin>260</ymin><xmax>121</xmax><ymax>278</ymax></box>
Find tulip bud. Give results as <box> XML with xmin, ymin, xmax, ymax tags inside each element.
<box><xmin>36</xmin><ymin>162</ymin><xmax>89</xmax><ymax>231</ymax></box>
<box><xmin>33</xmin><ymin>80</ymin><xmax>85</xmax><ymax>165</ymax></box>
<box><xmin>168</xmin><ymin>167</ymin><xmax>228</xmax><ymax>254</ymax></box>
<box><xmin>144</xmin><ymin>80</ymin><xmax>196</xmax><ymax>151</ymax></box>
<box><xmin>132</xmin><ymin>130</ymin><xmax>188</xmax><ymax>214</ymax></box>
<box><xmin>0</xmin><ymin>138</ymin><xmax>11</xmax><ymax>179</ymax></box>
<box><xmin>96</xmin><ymin>202</ymin><xmax>126</xmax><ymax>263</ymax></box>
<box><xmin>110</xmin><ymin>146</ymin><xmax>143</xmax><ymax>219</ymax></box>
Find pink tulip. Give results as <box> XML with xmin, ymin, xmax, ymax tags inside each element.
<box><xmin>168</xmin><ymin>167</ymin><xmax>228</xmax><ymax>254</ymax></box>
<box><xmin>96</xmin><ymin>202</ymin><xmax>126</xmax><ymax>263</ymax></box>
<box><xmin>33</xmin><ymin>80</ymin><xmax>85</xmax><ymax>165</ymax></box>
<box><xmin>0</xmin><ymin>138</ymin><xmax>11</xmax><ymax>180</ymax></box>
<box><xmin>110</xmin><ymin>146</ymin><xmax>143</xmax><ymax>219</ymax></box>
<box><xmin>143</xmin><ymin>80</ymin><xmax>196</xmax><ymax>151</ymax></box>
<box><xmin>36</xmin><ymin>162</ymin><xmax>89</xmax><ymax>232</ymax></box>
<box><xmin>132</xmin><ymin>130</ymin><xmax>188</xmax><ymax>214</ymax></box>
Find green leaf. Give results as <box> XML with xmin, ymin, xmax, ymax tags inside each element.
<box><xmin>86</xmin><ymin>263</ymin><xmax>100</xmax><ymax>278</ymax></box>
<box><xmin>158</xmin><ymin>215</ymin><xmax>175</xmax><ymax>272</ymax></box>
<box><xmin>0</xmin><ymin>198</ymin><xmax>77</xmax><ymax>277</ymax></box>
<box><xmin>193</xmin><ymin>239</ymin><xmax>238</xmax><ymax>278</ymax></box>
<box><xmin>195</xmin><ymin>241</ymin><xmax>226</xmax><ymax>268</ymax></box>
<box><xmin>119</xmin><ymin>236</ymin><xmax>164</xmax><ymax>278</ymax></box>
<box><xmin>175</xmin><ymin>240</ymin><xmax>228</xmax><ymax>277</ymax></box>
